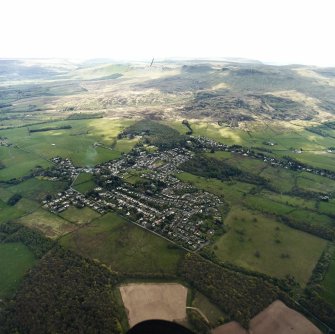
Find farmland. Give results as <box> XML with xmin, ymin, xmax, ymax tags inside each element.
<box><xmin>1</xmin><ymin>59</ymin><xmax>335</xmax><ymax>332</ymax></box>
<box><xmin>119</xmin><ymin>283</ymin><xmax>188</xmax><ymax>327</ymax></box>
<box><xmin>210</xmin><ymin>207</ymin><xmax>327</xmax><ymax>286</ymax></box>
<box><xmin>60</xmin><ymin>212</ymin><xmax>184</xmax><ymax>274</ymax></box>
<box><xmin>17</xmin><ymin>208</ymin><xmax>77</xmax><ymax>238</ymax></box>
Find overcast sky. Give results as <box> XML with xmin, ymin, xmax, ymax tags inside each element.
<box><xmin>1</xmin><ymin>0</ymin><xmax>334</xmax><ymax>66</ymax></box>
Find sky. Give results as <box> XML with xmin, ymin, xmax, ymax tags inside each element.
<box><xmin>1</xmin><ymin>0</ymin><xmax>335</xmax><ymax>66</ymax></box>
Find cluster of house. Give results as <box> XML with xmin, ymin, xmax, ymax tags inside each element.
<box><xmin>0</xmin><ymin>136</ymin><xmax>12</xmax><ymax>147</ymax></box>
<box><xmin>41</xmin><ymin>135</ymin><xmax>334</xmax><ymax>249</ymax></box>
<box><xmin>92</xmin><ymin>148</ymin><xmax>223</xmax><ymax>249</ymax></box>
<box><xmin>43</xmin><ymin>148</ymin><xmax>224</xmax><ymax>250</ymax></box>
<box><xmin>43</xmin><ymin>188</ymin><xmax>106</xmax><ymax>214</ymax></box>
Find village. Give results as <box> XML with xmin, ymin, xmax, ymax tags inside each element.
<box><xmin>42</xmin><ymin>148</ymin><xmax>224</xmax><ymax>250</ymax></box>
<box><xmin>41</xmin><ymin>133</ymin><xmax>334</xmax><ymax>250</ymax></box>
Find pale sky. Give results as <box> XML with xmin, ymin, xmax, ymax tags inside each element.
<box><xmin>1</xmin><ymin>0</ymin><xmax>335</xmax><ymax>66</ymax></box>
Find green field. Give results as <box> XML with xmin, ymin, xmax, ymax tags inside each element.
<box><xmin>0</xmin><ymin>242</ymin><xmax>36</xmax><ymax>298</ymax></box>
<box><xmin>7</xmin><ymin>177</ymin><xmax>67</xmax><ymax>201</ymax></box>
<box><xmin>17</xmin><ymin>208</ymin><xmax>77</xmax><ymax>238</ymax></box>
<box><xmin>176</xmin><ymin>172</ymin><xmax>254</xmax><ymax>203</ymax></box>
<box><xmin>60</xmin><ymin>212</ymin><xmax>184</xmax><ymax>274</ymax></box>
<box><xmin>59</xmin><ymin>206</ymin><xmax>100</xmax><ymax>225</ymax></box>
<box><xmin>0</xmin><ymin>146</ymin><xmax>50</xmax><ymax>181</ymax></box>
<box><xmin>210</xmin><ymin>207</ymin><xmax>327</xmax><ymax>286</ymax></box>
<box><xmin>320</xmin><ymin>246</ymin><xmax>335</xmax><ymax>306</ymax></box>
<box><xmin>0</xmin><ymin>119</ymin><xmax>135</xmax><ymax>167</ymax></box>
<box><xmin>191</xmin><ymin>122</ymin><xmax>250</xmax><ymax>146</ymax></box>
<box><xmin>296</xmin><ymin>172</ymin><xmax>335</xmax><ymax>193</ymax></box>
<box><xmin>73</xmin><ymin>173</ymin><xmax>96</xmax><ymax>193</ymax></box>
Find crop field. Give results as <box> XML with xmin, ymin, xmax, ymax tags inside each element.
<box><xmin>17</xmin><ymin>208</ymin><xmax>77</xmax><ymax>238</ymax></box>
<box><xmin>60</xmin><ymin>212</ymin><xmax>184</xmax><ymax>274</ymax></box>
<box><xmin>210</xmin><ymin>207</ymin><xmax>327</xmax><ymax>286</ymax></box>
<box><xmin>59</xmin><ymin>206</ymin><xmax>100</xmax><ymax>225</ymax></box>
<box><xmin>0</xmin><ymin>242</ymin><xmax>36</xmax><ymax>298</ymax></box>
<box><xmin>120</xmin><ymin>283</ymin><xmax>188</xmax><ymax>327</ymax></box>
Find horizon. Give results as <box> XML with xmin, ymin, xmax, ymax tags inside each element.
<box><xmin>1</xmin><ymin>0</ymin><xmax>335</xmax><ymax>67</ymax></box>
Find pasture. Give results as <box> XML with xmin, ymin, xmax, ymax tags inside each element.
<box><xmin>0</xmin><ymin>146</ymin><xmax>50</xmax><ymax>181</ymax></box>
<box><xmin>60</xmin><ymin>212</ymin><xmax>184</xmax><ymax>274</ymax></box>
<box><xmin>7</xmin><ymin>177</ymin><xmax>67</xmax><ymax>201</ymax></box>
<box><xmin>73</xmin><ymin>173</ymin><xmax>96</xmax><ymax>193</ymax></box>
<box><xmin>0</xmin><ymin>119</ymin><xmax>135</xmax><ymax>167</ymax></box>
<box><xmin>0</xmin><ymin>242</ymin><xmax>36</xmax><ymax>298</ymax></box>
<box><xmin>176</xmin><ymin>172</ymin><xmax>254</xmax><ymax>203</ymax></box>
<box><xmin>210</xmin><ymin>207</ymin><xmax>327</xmax><ymax>286</ymax></box>
<box><xmin>59</xmin><ymin>206</ymin><xmax>100</xmax><ymax>225</ymax></box>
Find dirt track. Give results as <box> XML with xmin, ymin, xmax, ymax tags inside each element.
<box><xmin>120</xmin><ymin>283</ymin><xmax>188</xmax><ymax>327</ymax></box>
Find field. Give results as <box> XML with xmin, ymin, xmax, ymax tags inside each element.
<box><xmin>7</xmin><ymin>177</ymin><xmax>67</xmax><ymax>201</ymax></box>
<box><xmin>213</xmin><ymin>300</ymin><xmax>321</xmax><ymax>334</ymax></box>
<box><xmin>320</xmin><ymin>246</ymin><xmax>335</xmax><ymax>306</ymax></box>
<box><xmin>249</xmin><ymin>300</ymin><xmax>321</xmax><ymax>334</ymax></box>
<box><xmin>59</xmin><ymin>206</ymin><xmax>101</xmax><ymax>225</ymax></box>
<box><xmin>73</xmin><ymin>173</ymin><xmax>96</xmax><ymax>193</ymax></box>
<box><xmin>17</xmin><ymin>208</ymin><xmax>77</xmax><ymax>238</ymax></box>
<box><xmin>0</xmin><ymin>242</ymin><xmax>36</xmax><ymax>298</ymax></box>
<box><xmin>0</xmin><ymin>119</ymin><xmax>135</xmax><ymax>167</ymax></box>
<box><xmin>0</xmin><ymin>146</ymin><xmax>51</xmax><ymax>181</ymax></box>
<box><xmin>60</xmin><ymin>212</ymin><xmax>184</xmax><ymax>274</ymax></box>
<box><xmin>210</xmin><ymin>207</ymin><xmax>327</xmax><ymax>286</ymax></box>
<box><xmin>119</xmin><ymin>283</ymin><xmax>188</xmax><ymax>327</ymax></box>
<box><xmin>176</xmin><ymin>172</ymin><xmax>254</xmax><ymax>204</ymax></box>
<box><xmin>1</xmin><ymin>59</ymin><xmax>335</xmax><ymax>332</ymax></box>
